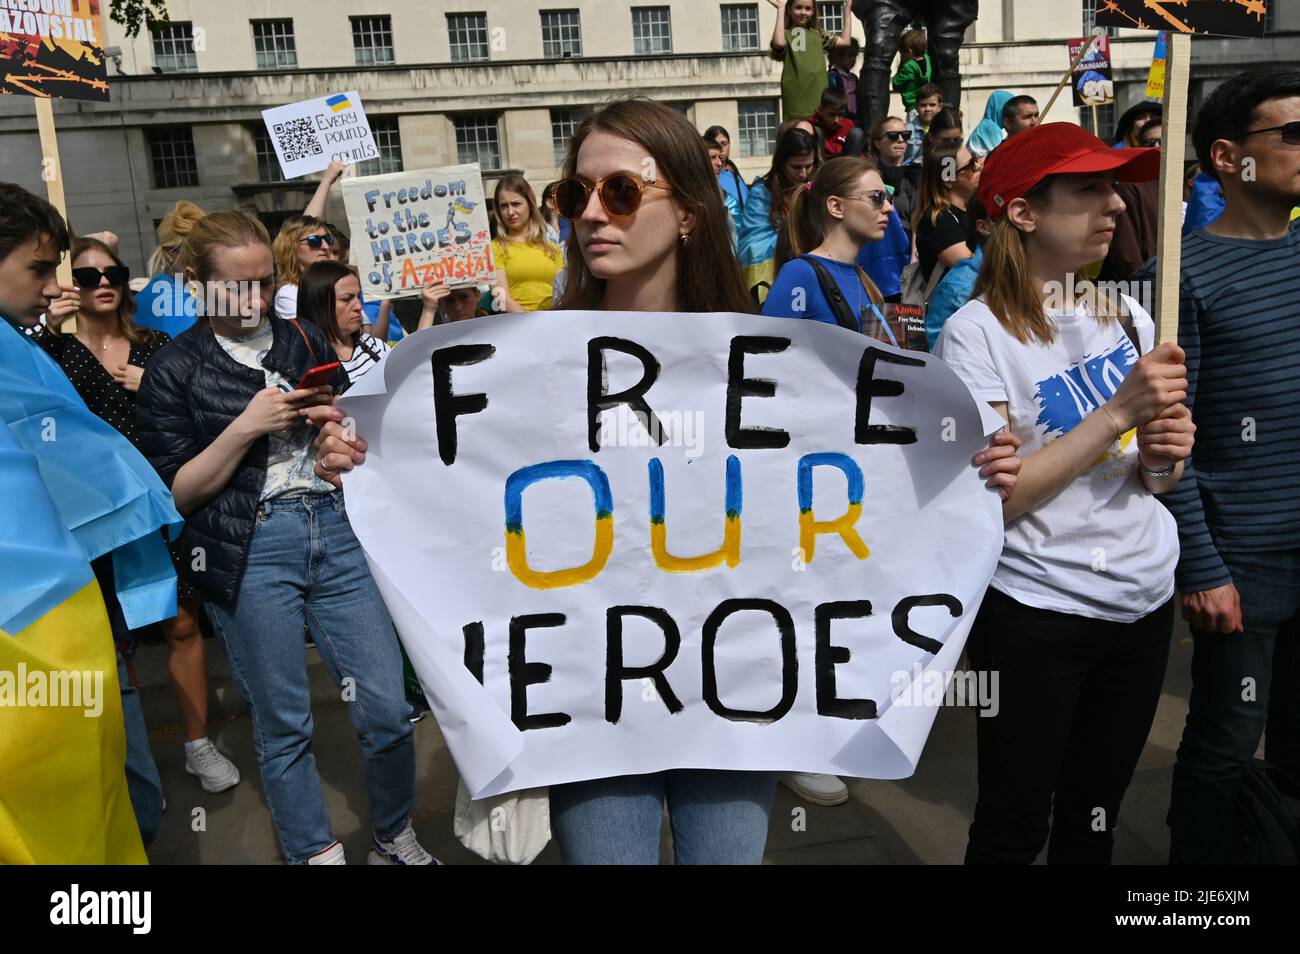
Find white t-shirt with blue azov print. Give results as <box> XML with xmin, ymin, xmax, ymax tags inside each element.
<box><xmin>934</xmin><ymin>294</ymin><xmax>1178</xmax><ymax>623</ymax></box>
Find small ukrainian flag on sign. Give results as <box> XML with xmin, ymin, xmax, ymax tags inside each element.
<box><xmin>326</xmin><ymin>94</ymin><xmax>352</xmax><ymax>112</ymax></box>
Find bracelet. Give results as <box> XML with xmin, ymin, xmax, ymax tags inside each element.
<box><xmin>1098</xmin><ymin>404</ymin><xmax>1124</xmax><ymax>441</ymax></box>
<box><xmin>1140</xmin><ymin>461</ymin><xmax>1175</xmax><ymax>480</ymax></box>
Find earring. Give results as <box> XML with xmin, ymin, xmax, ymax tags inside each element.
<box><xmin>679</xmin><ymin>232</ymin><xmax>690</xmax><ymax>246</ymax></box>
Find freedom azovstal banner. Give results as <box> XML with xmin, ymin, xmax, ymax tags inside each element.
<box><xmin>339</xmin><ymin>312</ymin><xmax>1004</xmax><ymax>797</ymax></box>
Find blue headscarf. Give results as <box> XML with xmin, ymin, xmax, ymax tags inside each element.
<box><xmin>968</xmin><ymin>91</ymin><xmax>1015</xmax><ymax>158</ymax></box>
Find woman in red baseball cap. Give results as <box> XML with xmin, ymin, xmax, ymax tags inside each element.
<box><xmin>933</xmin><ymin>123</ymin><xmax>1196</xmax><ymax>865</ymax></box>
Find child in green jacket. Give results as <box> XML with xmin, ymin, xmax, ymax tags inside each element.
<box><xmin>891</xmin><ymin>28</ymin><xmax>933</xmax><ymax>111</ymax></box>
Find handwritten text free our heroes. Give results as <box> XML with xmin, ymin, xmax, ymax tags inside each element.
<box><xmin>339</xmin><ymin>312</ymin><xmax>1002</xmax><ymax>794</ymax></box>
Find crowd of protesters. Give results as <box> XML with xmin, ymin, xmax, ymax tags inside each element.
<box><xmin>2</xmin><ymin>20</ymin><xmax>1297</xmax><ymax>868</ymax></box>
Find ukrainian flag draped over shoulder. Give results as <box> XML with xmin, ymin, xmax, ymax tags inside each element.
<box><xmin>0</xmin><ymin>423</ymin><xmax>146</xmax><ymax>864</ymax></box>
<box><xmin>0</xmin><ymin>320</ymin><xmax>182</xmax><ymax>629</ymax></box>
<box><xmin>736</xmin><ymin>177</ymin><xmax>778</xmax><ymax>303</ymax></box>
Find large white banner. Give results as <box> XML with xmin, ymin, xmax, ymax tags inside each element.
<box><xmin>340</xmin><ymin>312</ymin><xmax>1004</xmax><ymax>798</ymax></box>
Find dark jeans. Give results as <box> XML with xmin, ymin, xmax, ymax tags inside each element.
<box><xmin>965</xmin><ymin>587</ymin><xmax>1174</xmax><ymax>865</ymax></box>
<box><xmin>1169</xmin><ymin>549</ymin><xmax>1300</xmax><ymax>864</ymax></box>
<box><xmin>92</xmin><ymin>555</ymin><xmax>164</xmax><ymax>850</ymax></box>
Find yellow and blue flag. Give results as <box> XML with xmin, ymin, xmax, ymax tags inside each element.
<box><xmin>326</xmin><ymin>94</ymin><xmax>352</xmax><ymax>112</ymax></box>
<box><xmin>1</xmin><ymin>319</ymin><xmax>182</xmax><ymax>864</ymax></box>
<box><xmin>736</xmin><ymin>177</ymin><xmax>777</xmax><ymax>303</ymax></box>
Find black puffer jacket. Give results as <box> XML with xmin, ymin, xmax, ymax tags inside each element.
<box><xmin>136</xmin><ymin>318</ymin><xmax>348</xmax><ymax>605</ymax></box>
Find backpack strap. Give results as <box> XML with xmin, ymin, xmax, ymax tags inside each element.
<box><xmin>798</xmin><ymin>256</ymin><xmax>860</xmax><ymax>333</ymax></box>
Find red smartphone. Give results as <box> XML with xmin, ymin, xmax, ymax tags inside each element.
<box><xmin>296</xmin><ymin>361</ymin><xmax>341</xmax><ymax>391</ymax></box>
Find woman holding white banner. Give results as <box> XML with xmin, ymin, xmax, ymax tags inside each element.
<box><xmin>933</xmin><ymin>123</ymin><xmax>1194</xmax><ymax>865</ymax></box>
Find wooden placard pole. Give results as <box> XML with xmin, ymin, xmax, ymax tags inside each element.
<box><xmin>34</xmin><ymin>96</ymin><xmax>76</xmax><ymax>331</ymax></box>
<box><xmin>1154</xmin><ymin>31</ymin><xmax>1191</xmax><ymax>343</ymax></box>
<box><xmin>1043</xmin><ymin>32</ymin><xmax>1098</xmax><ymax>119</ymax></box>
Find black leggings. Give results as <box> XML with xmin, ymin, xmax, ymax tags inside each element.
<box><xmin>964</xmin><ymin>587</ymin><xmax>1174</xmax><ymax>865</ymax></box>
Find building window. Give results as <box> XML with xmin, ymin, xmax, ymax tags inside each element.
<box><xmin>550</xmin><ymin>107</ymin><xmax>586</xmax><ymax>166</ymax></box>
<box><xmin>632</xmin><ymin>6</ymin><xmax>672</xmax><ymax>54</ymax></box>
<box><xmin>251</xmin><ymin>126</ymin><xmax>284</xmax><ymax>183</ymax></box>
<box><xmin>148</xmin><ymin>127</ymin><xmax>199</xmax><ymax>189</ymax></box>
<box><xmin>351</xmin><ymin>16</ymin><xmax>395</xmax><ymax>66</ymax></box>
<box><xmin>448</xmin><ymin>12</ymin><xmax>490</xmax><ymax>62</ymax></box>
<box><xmin>1087</xmin><ymin>101</ymin><xmax>1117</xmax><ymax>142</ymax></box>
<box><xmin>252</xmin><ymin>19</ymin><xmax>297</xmax><ymax>69</ymax></box>
<box><xmin>357</xmin><ymin>117</ymin><xmax>404</xmax><ymax>176</ymax></box>
<box><xmin>455</xmin><ymin>114</ymin><xmax>502</xmax><ymax>170</ymax></box>
<box><xmin>738</xmin><ymin>99</ymin><xmax>778</xmax><ymax>158</ymax></box>
<box><xmin>721</xmin><ymin>4</ymin><xmax>759</xmax><ymax>52</ymax></box>
<box><xmin>1082</xmin><ymin>0</ymin><xmax>1118</xmax><ymax>37</ymax></box>
<box><xmin>541</xmin><ymin>9</ymin><xmax>582</xmax><ymax>58</ymax></box>
<box><xmin>151</xmin><ymin>21</ymin><xmax>197</xmax><ymax>73</ymax></box>
<box><xmin>816</xmin><ymin>2</ymin><xmax>843</xmax><ymax>34</ymax></box>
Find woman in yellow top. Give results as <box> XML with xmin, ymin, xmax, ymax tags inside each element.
<box><xmin>491</xmin><ymin>174</ymin><xmax>563</xmax><ymax>311</ymax></box>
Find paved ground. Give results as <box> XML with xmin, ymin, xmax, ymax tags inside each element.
<box><xmin>141</xmin><ymin>617</ymin><xmax>1198</xmax><ymax>865</ymax></box>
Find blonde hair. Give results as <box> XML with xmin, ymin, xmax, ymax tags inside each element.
<box><xmin>272</xmin><ymin>214</ymin><xmax>327</xmax><ymax>288</ymax></box>
<box><xmin>180</xmin><ymin>210</ymin><xmax>272</xmax><ymax>285</ymax></box>
<box><xmin>493</xmin><ymin>174</ymin><xmax>560</xmax><ymax>262</ymax></box>
<box><xmin>973</xmin><ymin>177</ymin><xmax>1122</xmax><ymax>345</ymax></box>
<box><xmin>785</xmin><ymin>156</ymin><xmax>883</xmax><ymax>306</ymax></box>
<box><xmin>51</xmin><ymin>237</ymin><xmax>148</xmax><ymax>344</ymax></box>
<box><xmin>150</xmin><ymin>200</ymin><xmax>205</xmax><ymax>275</ymax></box>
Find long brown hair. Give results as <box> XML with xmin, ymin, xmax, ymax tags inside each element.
<box><xmin>913</xmin><ymin>138</ymin><xmax>964</xmax><ymax>231</ymax></box>
<box><xmin>783</xmin><ymin>0</ymin><xmax>820</xmax><ymax>30</ymax></box>
<box><xmin>763</xmin><ymin>126</ymin><xmax>819</xmax><ymax>228</ymax></box>
<box><xmin>785</xmin><ymin>156</ymin><xmax>883</xmax><ymax>305</ymax></box>
<box><xmin>972</xmin><ymin>176</ymin><xmax>1122</xmax><ymax>345</ymax></box>
<box><xmin>493</xmin><ymin>174</ymin><xmax>560</xmax><ymax>261</ymax></box>
<box><xmin>272</xmin><ymin>214</ymin><xmax>327</xmax><ymax>288</ymax></box>
<box><xmin>554</xmin><ymin>97</ymin><xmax>753</xmax><ymax>314</ymax></box>
<box><xmin>52</xmin><ymin>237</ymin><xmax>148</xmax><ymax>343</ymax></box>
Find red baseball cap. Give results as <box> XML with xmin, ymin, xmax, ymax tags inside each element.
<box><xmin>978</xmin><ymin>122</ymin><xmax>1161</xmax><ymax>219</ymax></box>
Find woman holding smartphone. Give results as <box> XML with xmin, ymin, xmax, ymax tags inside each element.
<box><xmin>136</xmin><ymin>211</ymin><xmax>432</xmax><ymax>866</ymax></box>
<box><xmin>934</xmin><ymin>123</ymin><xmax>1195</xmax><ymax>865</ymax></box>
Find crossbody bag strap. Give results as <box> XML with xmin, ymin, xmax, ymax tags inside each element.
<box><xmin>288</xmin><ymin>318</ymin><xmax>318</xmax><ymax>363</ymax></box>
<box><xmin>799</xmin><ymin>256</ymin><xmax>860</xmax><ymax>332</ymax></box>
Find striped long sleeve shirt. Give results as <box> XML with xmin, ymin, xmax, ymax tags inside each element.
<box><xmin>1136</xmin><ymin>220</ymin><xmax>1300</xmax><ymax>592</ymax></box>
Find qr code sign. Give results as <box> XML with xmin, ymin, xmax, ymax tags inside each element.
<box><xmin>272</xmin><ymin>118</ymin><xmax>323</xmax><ymax>163</ymax></box>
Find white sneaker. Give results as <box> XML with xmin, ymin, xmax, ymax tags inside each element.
<box><xmin>184</xmin><ymin>739</ymin><xmax>241</xmax><ymax>794</ymax></box>
<box><xmin>367</xmin><ymin>823</ymin><xmax>438</xmax><ymax>865</ymax></box>
<box><xmin>780</xmin><ymin>772</ymin><xmax>849</xmax><ymax>806</ymax></box>
<box><xmin>307</xmin><ymin>841</ymin><xmax>346</xmax><ymax>865</ymax></box>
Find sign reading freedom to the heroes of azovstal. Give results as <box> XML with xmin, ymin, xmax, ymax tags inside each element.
<box><xmin>339</xmin><ymin>312</ymin><xmax>1004</xmax><ymax>797</ymax></box>
<box><xmin>0</xmin><ymin>0</ymin><xmax>109</xmax><ymax>100</ymax></box>
<box><xmin>342</xmin><ymin>164</ymin><xmax>494</xmax><ymax>301</ymax></box>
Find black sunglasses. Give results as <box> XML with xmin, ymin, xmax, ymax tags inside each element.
<box><xmin>72</xmin><ymin>265</ymin><xmax>130</xmax><ymax>288</ymax></box>
<box><xmin>1237</xmin><ymin>120</ymin><xmax>1300</xmax><ymax>145</ymax></box>
<box><xmin>551</xmin><ymin>173</ymin><xmax>673</xmax><ymax>220</ymax></box>
<box><xmin>301</xmin><ymin>233</ymin><xmax>337</xmax><ymax>249</ymax></box>
<box><xmin>881</xmin><ymin>131</ymin><xmax>908</xmax><ymax>142</ymax></box>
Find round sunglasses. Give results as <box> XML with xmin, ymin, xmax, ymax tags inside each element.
<box><xmin>551</xmin><ymin>173</ymin><xmax>673</xmax><ymax>220</ymax></box>
<box><xmin>72</xmin><ymin>265</ymin><xmax>130</xmax><ymax>288</ymax></box>
<box><xmin>300</xmin><ymin>233</ymin><xmax>337</xmax><ymax>249</ymax></box>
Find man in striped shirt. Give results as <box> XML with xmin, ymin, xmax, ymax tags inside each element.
<box><xmin>1144</xmin><ymin>70</ymin><xmax>1300</xmax><ymax>864</ymax></box>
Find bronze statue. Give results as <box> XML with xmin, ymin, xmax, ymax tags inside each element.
<box><xmin>853</xmin><ymin>0</ymin><xmax>979</xmax><ymax>132</ymax></box>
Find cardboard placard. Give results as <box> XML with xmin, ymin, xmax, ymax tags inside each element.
<box><xmin>1069</xmin><ymin>34</ymin><xmax>1114</xmax><ymax>107</ymax></box>
<box><xmin>342</xmin><ymin>164</ymin><xmax>495</xmax><ymax>301</ymax></box>
<box><xmin>1095</xmin><ymin>0</ymin><xmax>1268</xmax><ymax>37</ymax></box>
<box><xmin>0</xmin><ymin>0</ymin><xmax>108</xmax><ymax>100</ymax></box>
<box><xmin>261</xmin><ymin>90</ymin><xmax>377</xmax><ymax>179</ymax></box>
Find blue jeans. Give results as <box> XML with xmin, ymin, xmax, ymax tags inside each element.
<box><xmin>204</xmin><ymin>491</ymin><xmax>415</xmax><ymax>865</ymax></box>
<box><xmin>550</xmin><ymin>770</ymin><xmax>777</xmax><ymax>864</ymax></box>
<box><xmin>1169</xmin><ymin>549</ymin><xmax>1300</xmax><ymax>864</ymax></box>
